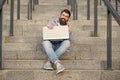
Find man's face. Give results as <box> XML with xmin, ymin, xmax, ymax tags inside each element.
<box><xmin>60</xmin><ymin>12</ymin><xmax>69</xmax><ymax>22</ymax></box>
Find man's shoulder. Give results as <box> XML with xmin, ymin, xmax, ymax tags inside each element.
<box><xmin>48</xmin><ymin>19</ymin><xmax>59</xmax><ymax>26</ymax></box>
<box><xmin>49</xmin><ymin>19</ymin><xmax>58</xmax><ymax>23</ymax></box>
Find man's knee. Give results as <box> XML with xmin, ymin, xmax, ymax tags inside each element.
<box><xmin>63</xmin><ymin>40</ymin><xmax>70</xmax><ymax>47</ymax></box>
<box><xmin>42</xmin><ymin>41</ymin><xmax>52</xmax><ymax>48</ymax></box>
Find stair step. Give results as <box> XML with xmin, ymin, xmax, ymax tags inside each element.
<box><xmin>2</xmin><ymin>49</ymin><xmax>120</xmax><ymax>61</ymax></box>
<box><xmin>3</xmin><ymin>41</ymin><xmax>111</xmax><ymax>52</ymax></box>
<box><xmin>3</xmin><ymin>36</ymin><xmax>41</xmax><ymax>43</ymax></box>
<box><xmin>2</xmin><ymin>43</ymin><xmax>93</xmax><ymax>59</ymax></box>
<box><xmin>3</xmin><ymin>34</ymin><xmax>120</xmax><ymax>45</ymax></box>
<box><xmin>3</xmin><ymin>19</ymin><xmax>119</xmax><ymax>30</ymax></box>
<box><xmin>10</xmin><ymin>0</ymin><xmax>67</xmax><ymax>5</ymax></box>
<box><xmin>3</xmin><ymin>60</ymin><xmax>120</xmax><ymax>70</ymax></box>
<box><xmin>83</xmin><ymin>25</ymin><xmax>120</xmax><ymax>31</ymax></box>
<box><xmin>2</xmin><ymin>42</ymin><xmax>106</xmax><ymax>60</ymax></box>
<box><xmin>2</xmin><ymin>50</ymin><xmax>75</xmax><ymax>60</ymax></box>
<box><xmin>3</xmin><ymin>36</ymin><xmax>106</xmax><ymax>44</ymax></box>
<box><xmin>5</xmin><ymin>35</ymin><xmax>120</xmax><ymax>46</ymax></box>
<box><xmin>3</xmin><ymin>60</ymin><xmax>103</xmax><ymax>70</ymax></box>
<box><xmin>3</xmin><ymin>4</ymin><xmax>69</xmax><ymax>20</ymax></box>
<box><xmin>3</xmin><ymin>1</ymin><xmax>108</xmax><ymax>20</ymax></box>
<box><xmin>0</xmin><ymin>69</ymin><xmax>120</xmax><ymax>80</ymax></box>
<box><xmin>3</xmin><ymin>26</ymin><xmax>119</xmax><ymax>37</ymax></box>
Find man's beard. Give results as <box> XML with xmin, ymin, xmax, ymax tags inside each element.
<box><xmin>59</xmin><ymin>18</ymin><xmax>67</xmax><ymax>25</ymax></box>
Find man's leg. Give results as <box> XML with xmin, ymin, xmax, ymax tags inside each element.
<box><xmin>42</xmin><ymin>40</ymin><xmax>59</xmax><ymax>64</ymax></box>
<box><xmin>55</xmin><ymin>40</ymin><xmax>70</xmax><ymax>58</ymax></box>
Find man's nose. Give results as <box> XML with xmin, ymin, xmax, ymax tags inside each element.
<box><xmin>62</xmin><ymin>17</ymin><xmax>66</xmax><ymax>20</ymax></box>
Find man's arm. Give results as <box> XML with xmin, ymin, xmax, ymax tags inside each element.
<box><xmin>67</xmin><ymin>21</ymin><xmax>72</xmax><ymax>33</ymax></box>
<box><xmin>47</xmin><ymin>20</ymin><xmax>57</xmax><ymax>29</ymax></box>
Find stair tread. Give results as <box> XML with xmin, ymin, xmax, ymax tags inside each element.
<box><xmin>1</xmin><ymin>69</ymin><xmax>120</xmax><ymax>80</ymax></box>
<box><xmin>3</xmin><ymin>60</ymin><xmax>104</xmax><ymax>70</ymax></box>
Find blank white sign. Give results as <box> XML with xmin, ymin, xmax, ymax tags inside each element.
<box><xmin>43</xmin><ymin>26</ymin><xmax>69</xmax><ymax>40</ymax></box>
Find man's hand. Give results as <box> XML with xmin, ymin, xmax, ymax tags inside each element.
<box><xmin>47</xmin><ymin>25</ymin><xmax>53</xmax><ymax>29</ymax></box>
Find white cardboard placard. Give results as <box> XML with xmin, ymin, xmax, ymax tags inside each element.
<box><xmin>43</xmin><ymin>26</ymin><xmax>69</xmax><ymax>40</ymax></box>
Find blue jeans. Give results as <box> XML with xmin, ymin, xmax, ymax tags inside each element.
<box><xmin>42</xmin><ymin>40</ymin><xmax>70</xmax><ymax>64</ymax></box>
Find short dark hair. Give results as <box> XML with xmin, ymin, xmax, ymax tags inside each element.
<box><xmin>60</xmin><ymin>9</ymin><xmax>71</xmax><ymax>18</ymax></box>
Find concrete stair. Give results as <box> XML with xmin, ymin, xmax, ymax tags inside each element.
<box><xmin>0</xmin><ymin>70</ymin><xmax>119</xmax><ymax>80</ymax></box>
<box><xmin>3</xmin><ymin>0</ymin><xmax>109</xmax><ymax>20</ymax></box>
<box><xmin>1</xmin><ymin>0</ymin><xmax>120</xmax><ymax>80</ymax></box>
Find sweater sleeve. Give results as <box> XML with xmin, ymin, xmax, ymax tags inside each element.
<box><xmin>47</xmin><ymin>20</ymin><xmax>58</xmax><ymax>26</ymax></box>
<box><xmin>69</xmin><ymin>32</ymin><xmax>73</xmax><ymax>42</ymax></box>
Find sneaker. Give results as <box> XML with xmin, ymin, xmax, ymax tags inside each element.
<box><xmin>43</xmin><ymin>63</ymin><xmax>53</xmax><ymax>70</ymax></box>
<box><xmin>56</xmin><ymin>64</ymin><xmax>65</xmax><ymax>74</ymax></box>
